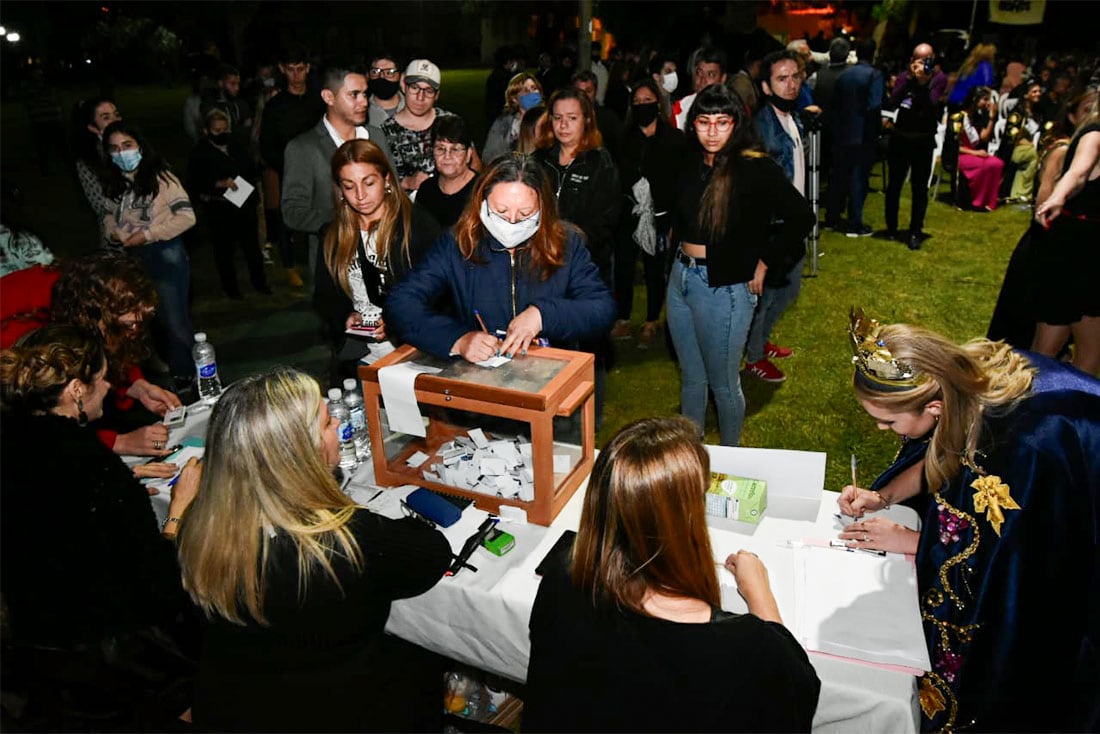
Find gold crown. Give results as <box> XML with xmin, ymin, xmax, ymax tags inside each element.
<box><xmin>848</xmin><ymin>307</ymin><xmax>926</xmax><ymax>392</ymax></box>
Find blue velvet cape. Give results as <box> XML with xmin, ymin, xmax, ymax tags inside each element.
<box><xmin>873</xmin><ymin>354</ymin><xmax>1100</xmax><ymax>732</ymax></box>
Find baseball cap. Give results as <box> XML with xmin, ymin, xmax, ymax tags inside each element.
<box><xmin>405</xmin><ymin>59</ymin><xmax>441</xmax><ymax>90</ymax></box>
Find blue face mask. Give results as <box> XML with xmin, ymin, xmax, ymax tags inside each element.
<box><xmin>518</xmin><ymin>91</ymin><xmax>542</xmax><ymax>112</ymax></box>
<box><xmin>111</xmin><ymin>148</ymin><xmax>142</xmax><ymax>173</ymax></box>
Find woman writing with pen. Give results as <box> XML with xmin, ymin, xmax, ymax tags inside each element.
<box><xmin>386</xmin><ymin>153</ymin><xmax>615</xmax><ymax>363</ymax></box>
<box><xmin>837</xmin><ymin>308</ymin><xmax>1100</xmax><ymax>732</ymax></box>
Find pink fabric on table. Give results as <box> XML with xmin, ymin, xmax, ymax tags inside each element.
<box><xmin>959</xmin><ymin>152</ymin><xmax>1005</xmax><ymax>210</ymax></box>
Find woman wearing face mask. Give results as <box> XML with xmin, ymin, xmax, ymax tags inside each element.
<box><xmin>313</xmin><ymin>140</ymin><xmax>441</xmax><ymax>378</ymax></box>
<box><xmin>186</xmin><ymin>109</ymin><xmax>272</xmax><ymax>300</ymax></box>
<box><xmin>73</xmin><ymin>96</ymin><xmax>123</xmax><ymax>248</ymax></box>
<box><xmin>669</xmin><ymin>85</ymin><xmax>813</xmax><ymax>446</ymax></box>
<box><xmin>98</xmin><ymin>121</ymin><xmax>197</xmax><ymax>393</ymax></box>
<box><xmin>386</xmin><ymin>153</ymin><xmax>615</xmax><ymax>364</ymax></box>
<box><xmin>610</xmin><ymin>78</ymin><xmax>686</xmax><ymax>345</ymax></box>
<box><xmin>646</xmin><ymin>53</ymin><xmax>680</xmax><ymax>117</ymax></box>
<box><xmin>483</xmin><ymin>73</ymin><xmax>544</xmax><ymax>164</ymax></box>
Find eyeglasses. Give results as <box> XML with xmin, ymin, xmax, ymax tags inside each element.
<box><xmin>369</xmin><ymin>67</ymin><xmax>399</xmax><ymax>79</ymax></box>
<box><xmin>693</xmin><ymin>117</ymin><xmax>734</xmax><ymax>132</ymax></box>
<box><xmin>433</xmin><ymin>144</ymin><xmax>468</xmax><ymax>158</ymax></box>
<box><xmin>407</xmin><ymin>84</ymin><xmax>438</xmax><ymax>98</ymax></box>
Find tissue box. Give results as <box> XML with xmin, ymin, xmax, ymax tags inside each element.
<box><xmin>705</xmin><ymin>473</ymin><xmax>767</xmax><ymax>523</ymax></box>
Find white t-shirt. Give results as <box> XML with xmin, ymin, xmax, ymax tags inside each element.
<box><xmin>776</xmin><ymin>109</ymin><xmax>806</xmax><ymax>196</ymax></box>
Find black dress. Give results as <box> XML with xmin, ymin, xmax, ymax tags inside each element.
<box><xmin>192</xmin><ymin>509</ymin><xmax>452</xmax><ymax>732</ymax></box>
<box><xmin>525</xmin><ymin>558</ymin><xmax>821</xmax><ymax>732</ymax></box>
<box><xmin>1030</xmin><ymin>122</ymin><xmax>1100</xmax><ymax>325</ymax></box>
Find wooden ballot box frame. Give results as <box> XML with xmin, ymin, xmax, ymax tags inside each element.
<box><xmin>359</xmin><ymin>344</ymin><xmax>595</xmax><ymax>526</ymax></box>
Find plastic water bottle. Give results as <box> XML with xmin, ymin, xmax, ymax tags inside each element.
<box><xmin>342</xmin><ymin>378</ymin><xmax>370</xmax><ymax>461</ymax></box>
<box><xmin>327</xmin><ymin>388</ymin><xmax>358</xmax><ymax>469</ymax></box>
<box><xmin>192</xmin><ymin>332</ymin><xmax>222</xmax><ymax>404</ymax></box>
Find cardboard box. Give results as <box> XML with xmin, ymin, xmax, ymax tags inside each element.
<box><xmin>706</xmin><ymin>473</ymin><xmax>767</xmax><ymax>523</ymax></box>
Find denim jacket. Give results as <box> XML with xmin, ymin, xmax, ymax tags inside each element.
<box><xmin>754</xmin><ymin>104</ymin><xmax>804</xmax><ymax>184</ymax></box>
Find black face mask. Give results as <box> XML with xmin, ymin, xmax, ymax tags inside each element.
<box><xmin>633</xmin><ymin>102</ymin><xmax>660</xmax><ymax>127</ymax></box>
<box><xmin>209</xmin><ymin>132</ymin><xmax>231</xmax><ymax>146</ymax></box>
<box><xmin>370</xmin><ymin>78</ymin><xmax>400</xmax><ymax>100</ymax></box>
<box><xmin>768</xmin><ymin>94</ymin><xmax>799</xmax><ymax>114</ymax></box>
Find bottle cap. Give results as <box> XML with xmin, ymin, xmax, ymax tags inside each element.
<box><xmin>194</xmin><ymin>332</ymin><xmax>207</xmax><ymax>342</ymax></box>
<box><xmin>343</xmin><ymin>378</ymin><xmax>357</xmax><ymax>391</ymax></box>
<box><xmin>328</xmin><ymin>388</ymin><xmax>343</xmax><ymax>401</ymax></box>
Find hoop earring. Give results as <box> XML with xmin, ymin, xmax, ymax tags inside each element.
<box><xmin>384</xmin><ymin>183</ymin><xmax>393</xmax><ymax>195</ymax></box>
<box><xmin>77</xmin><ymin>398</ymin><xmax>88</xmax><ymax>427</ymax></box>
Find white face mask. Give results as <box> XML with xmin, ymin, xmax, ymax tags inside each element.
<box><xmin>662</xmin><ymin>72</ymin><xmax>679</xmax><ymax>94</ymax></box>
<box><xmin>479</xmin><ymin>200</ymin><xmax>540</xmax><ymax>249</ymax></box>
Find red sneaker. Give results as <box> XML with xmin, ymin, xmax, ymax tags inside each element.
<box><xmin>745</xmin><ymin>359</ymin><xmax>787</xmax><ymax>383</ymax></box>
<box><xmin>765</xmin><ymin>342</ymin><xmax>793</xmax><ymax>359</ymax></box>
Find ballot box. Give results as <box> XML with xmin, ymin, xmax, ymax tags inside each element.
<box><xmin>359</xmin><ymin>344</ymin><xmax>595</xmax><ymax>526</ymax></box>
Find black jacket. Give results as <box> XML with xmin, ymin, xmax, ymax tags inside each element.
<box><xmin>312</xmin><ymin>204</ymin><xmax>442</xmax><ymax>342</ymax></box>
<box><xmin>672</xmin><ymin>150</ymin><xmax>814</xmax><ymax>288</ymax></box>
<box><xmin>533</xmin><ymin>145</ymin><xmax>621</xmax><ymax>283</ymax></box>
<box><xmin>186</xmin><ymin>137</ymin><xmax>258</xmax><ymax>210</ymax></box>
<box><xmin>616</xmin><ymin>121</ymin><xmax>687</xmax><ymax>218</ymax></box>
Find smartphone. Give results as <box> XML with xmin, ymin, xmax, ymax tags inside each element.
<box><xmin>163</xmin><ymin>405</ymin><xmax>186</xmax><ymax>427</ymax></box>
<box><xmin>535</xmin><ymin>529</ymin><xmax>577</xmax><ymax>576</ymax></box>
<box><xmin>923</xmin><ymin>57</ymin><xmax>934</xmax><ymax>74</ymax></box>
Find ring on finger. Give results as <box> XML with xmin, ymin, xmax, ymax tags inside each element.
<box><xmin>864</xmin><ymin>533</ymin><xmax>869</xmax><ymax>542</ymax></box>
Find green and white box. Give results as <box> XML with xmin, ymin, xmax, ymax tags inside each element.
<box><xmin>705</xmin><ymin>473</ymin><xmax>767</xmax><ymax>524</ymax></box>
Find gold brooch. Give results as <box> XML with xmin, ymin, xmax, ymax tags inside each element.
<box><xmin>919</xmin><ymin>676</ymin><xmax>947</xmax><ymax>719</ymax></box>
<box><xmin>971</xmin><ymin>475</ymin><xmax>1021</xmax><ymax>537</ymax></box>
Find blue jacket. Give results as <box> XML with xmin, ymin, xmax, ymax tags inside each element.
<box><xmin>386</xmin><ymin>227</ymin><xmax>616</xmax><ymax>359</ymax></box>
<box><xmin>755</xmin><ymin>104</ymin><xmax>805</xmax><ymax>185</ymax></box>
<box><xmin>832</xmin><ymin>61</ymin><xmax>884</xmax><ymax>147</ymax></box>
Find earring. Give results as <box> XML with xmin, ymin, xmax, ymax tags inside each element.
<box><xmin>384</xmin><ymin>184</ymin><xmax>393</xmax><ymax>194</ymax></box>
<box><xmin>77</xmin><ymin>398</ymin><xmax>88</xmax><ymax>427</ymax></box>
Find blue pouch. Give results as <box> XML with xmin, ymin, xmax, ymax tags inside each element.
<box><xmin>404</xmin><ymin>487</ymin><xmax>463</xmax><ymax>528</ymax></box>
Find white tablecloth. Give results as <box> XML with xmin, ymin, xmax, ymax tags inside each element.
<box><xmin>135</xmin><ymin>422</ymin><xmax>922</xmax><ymax>733</ymax></box>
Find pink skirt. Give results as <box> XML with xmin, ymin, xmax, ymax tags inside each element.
<box><xmin>959</xmin><ymin>152</ymin><xmax>1005</xmax><ymax>210</ymax></box>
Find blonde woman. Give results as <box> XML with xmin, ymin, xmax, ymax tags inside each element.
<box><xmin>178</xmin><ymin>366</ymin><xmax>451</xmax><ymax>731</ymax></box>
<box><xmin>838</xmin><ymin>310</ymin><xmax>1100</xmax><ymax>732</ymax></box>
<box><xmin>482</xmin><ymin>72</ymin><xmax>544</xmax><ymax>163</ymax></box>
<box><xmin>525</xmin><ymin>416</ymin><xmax>820</xmax><ymax>731</ymax></box>
<box><xmin>947</xmin><ymin>42</ymin><xmax>996</xmax><ymax>109</ymax></box>
<box><xmin>313</xmin><ymin>139</ymin><xmax>441</xmax><ymax>374</ymax></box>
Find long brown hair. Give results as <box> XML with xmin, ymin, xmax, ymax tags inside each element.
<box><xmin>853</xmin><ymin>325</ymin><xmax>1034</xmax><ymax>490</ymax></box>
<box><xmin>572</xmin><ymin>416</ymin><xmax>720</xmax><ymax>614</ymax></box>
<box><xmin>536</xmin><ymin>88</ymin><xmax>604</xmax><ymax>153</ymax></box>
<box><xmin>324</xmin><ymin>140</ymin><xmax>412</xmax><ymax>297</ymax></box>
<box><xmin>685</xmin><ymin>83</ymin><xmax>767</xmax><ymax>242</ymax></box>
<box><xmin>453</xmin><ymin>153</ymin><xmax>566</xmax><ymax>281</ymax></box>
<box><xmin>49</xmin><ymin>251</ymin><xmax>157</xmax><ymax>385</ymax></box>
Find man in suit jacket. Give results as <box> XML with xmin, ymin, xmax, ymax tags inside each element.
<box><xmin>825</xmin><ymin>39</ymin><xmax>883</xmax><ymax>238</ymax></box>
<box><xmin>282</xmin><ymin>60</ymin><xmax>394</xmax><ymax>284</ymax></box>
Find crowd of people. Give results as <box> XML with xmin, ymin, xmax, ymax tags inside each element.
<box><xmin>2</xmin><ymin>22</ymin><xmax>1099</xmax><ymax>733</ymax></box>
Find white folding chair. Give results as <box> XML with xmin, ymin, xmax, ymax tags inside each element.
<box><xmin>928</xmin><ymin>113</ymin><xmax>948</xmax><ymax>199</ymax></box>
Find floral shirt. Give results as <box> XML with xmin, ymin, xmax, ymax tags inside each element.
<box><xmin>380</xmin><ymin>108</ymin><xmax>452</xmax><ymax>180</ymax></box>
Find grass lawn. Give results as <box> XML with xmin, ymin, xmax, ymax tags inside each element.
<box><xmin>1</xmin><ymin>70</ymin><xmax>1036</xmax><ymax>492</ymax></box>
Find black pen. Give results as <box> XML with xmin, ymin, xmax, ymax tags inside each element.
<box><xmin>142</xmin><ymin>444</ymin><xmax>182</xmax><ymax>464</ymax></box>
<box><xmin>368</xmin><ymin>490</ymin><xmax>384</xmax><ymax>503</ymax></box>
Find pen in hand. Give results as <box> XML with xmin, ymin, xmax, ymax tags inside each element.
<box><xmin>850</xmin><ymin>452</ymin><xmax>858</xmax><ymax>491</ymax></box>
<box><xmin>473</xmin><ymin>309</ymin><xmax>490</xmax><ymax>334</ymax></box>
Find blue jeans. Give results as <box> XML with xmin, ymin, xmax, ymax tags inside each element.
<box><xmin>666</xmin><ymin>259</ymin><xmax>756</xmax><ymax>446</ymax></box>
<box><xmin>130</xmin><ymin>238</ymin><xmax>194</xmax><ymax>380</ymax></box>
<box><xmin>745</xmin><ymin>255</ymin><xmax>804</xmax><ymax>364</ymax></box>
